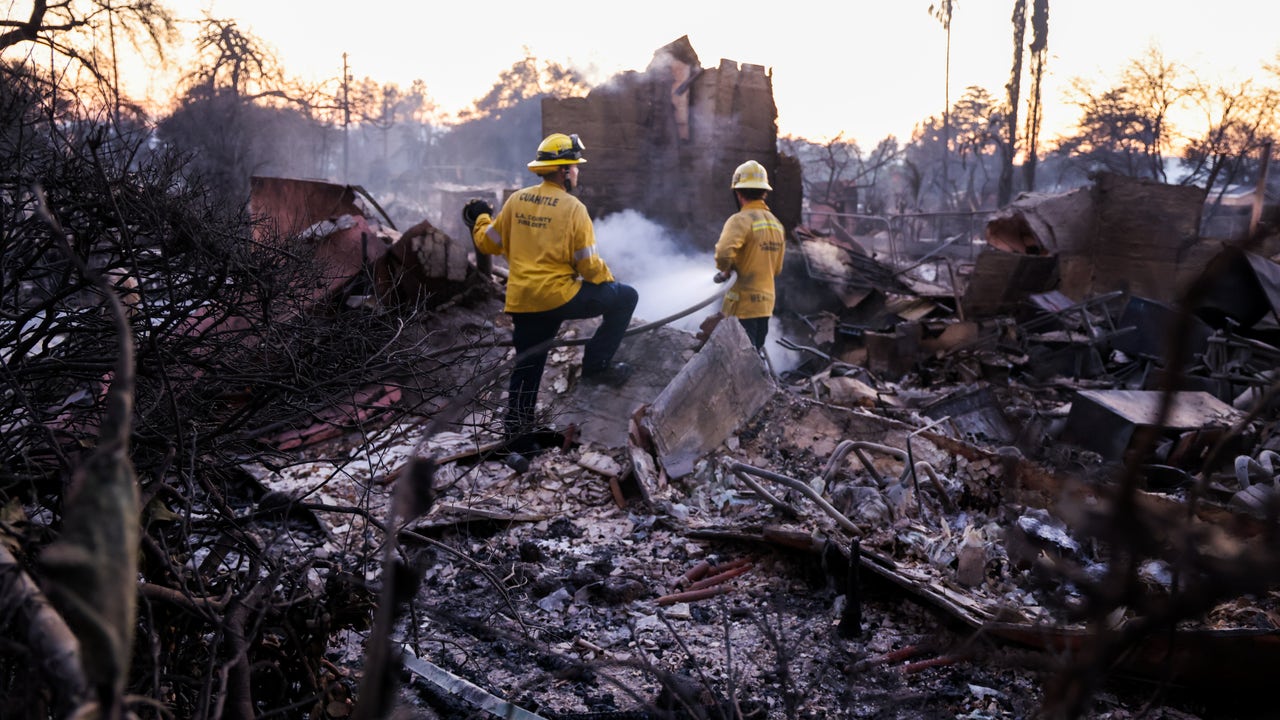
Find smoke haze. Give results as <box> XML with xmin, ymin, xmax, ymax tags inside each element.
<box><xmin>593</xmin><ymin>210</ymin><xmax>718</xmax><ymax>334</ymax></box>
<box><xmin>594</xmin><ymin>209</ymin><xmax>800</xmax><ymax>372</ymax></box>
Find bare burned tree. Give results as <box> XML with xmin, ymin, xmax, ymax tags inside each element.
<box><xmin>159</xmin><ymin>18</ymin><xmax>329</xmax><ymax>203</ymax></box>
<box><xmin>459</xmin><ymin>46</ymin><xmax>590</xmax><ymax>124</ymax></box>
<box><xmin>0</xmin><ymin>61</ymin><xmax>490</xmax><ymax>718</ymax></box>
<box><xmin>1055</xmin><ymin>45</ymin><xmax>1186</xmax><ymax>183</ymax></box>
<box><xmin>780</xmin><ymin>133</ymin><xmax>901</xmax><ymax>215</ymax></box>
<box><xmin>0</xmin><ymin>0</ymin><xmax>176</xmax><ymax>116</ymax></box>
<box><xmin>903</xmin><ymin>86</ymin><xmax>1005</xmax><ymax>210</ymax></box>
<box><xmin>1180</xmin><ymin>65</ymin><xmax>1280</xmax><ymax>231</ymax></box>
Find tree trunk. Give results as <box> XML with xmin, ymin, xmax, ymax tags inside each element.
<box><xmin>1022</xmin><ymin>0</ymin><xmax>1050</xmax><ymax>193</ymax></box>
<box><xmin>998</xmin><ymin>0</ymin><xmax>1027</xmax><ymax>208</ymax></box>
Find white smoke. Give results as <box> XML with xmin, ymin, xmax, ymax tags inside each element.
<box><xmin>594</xmin><ymin>209</ymin><xmax>801</xmax><ymax>373</ymax></box>
<box><xmin>593</xmin><ymin>209</ymin><xmax>718</xmax><ymax>334</ymax></box>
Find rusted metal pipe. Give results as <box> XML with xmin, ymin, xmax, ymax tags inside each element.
<box><xmin>655</xmin><ymin>584</ymin><xmax>732</xmax><ymax>606</ymax></box>
<box><xmin>728</xmin><ymin>461</ymin><xmax>897</xmax><ymax>570</ymax></box>
<box><xmin>820</xmin><ymin>440</ymin><xmax>911</xmax><ymax>487</ymax></box>
<box><xmin>731</xmin><ymin>466</ymin><xmax>800</xmax><ymax>517</ymax></box>
<box><xmin>867</xmin><ymin>644</ymin><xmax>929</xmax><ymax>666</ymax></box>
<box><xmin>706</xmin><ymin>557</ymin><xmax>752</xmax><ymax>574</ymax></box>
<box><xmin>608</xmin><ymin>476</ymin><xmax>626</xmax><ymax>509</ymax></box>
<box><xmin>686</xmin><ymin>561</ymin><xmax>752</xmax><ymax>591</ymax></box>
<box><xmin>676</xmin><ymin>559</ymin><xmax>713</xmax><ymax>588</ymax></box>
<box><xmin>731</xmin><ymin>461</ymin><xmax>862</xmax><ymax>536</ymax></box>
<box><xmin>901</xmin><ymin>655</ymin><xmax>961</xmax><ymax>674</ymax></box>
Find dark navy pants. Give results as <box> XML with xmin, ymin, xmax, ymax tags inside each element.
<box><xmin>505</xmin><ymin>281</ymin><xmax>638</xmax><ymax>438</ymax></box>
<box><xmin>738</xmin><ymin>316</ymin><xmax>769</xmax><ymax>350</ymax></box>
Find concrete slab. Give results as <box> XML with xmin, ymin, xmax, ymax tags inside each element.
<box><xmin>640</xmin><ymin>318</ymin><xmax>777</xmax><ymax>479</ymax></box>
<box><xmin>548</xmin><ymin>321</ymin><xmax>700</xmax><ymax>449</ymax></box>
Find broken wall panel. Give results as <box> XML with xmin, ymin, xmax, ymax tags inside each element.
<box><xmin>922</xmin><ymin>386</ymin><xmax>1016</xmax><ymax>445</ymax></box>
<box><xmin>249</xmin><ymin>176</ymin><xmax>366</xmax><ymax>241</ymax></box>
<box><xmin>1088</xmin><ymin>173</ymin><xmax>1209</xmax><ymax>301</ymax></box>
<box><xmin>960</xmin><ymin>250</ymin><xmax>1059</xmax><ymax>317</ymax></box>
<box><xmin>864</xmin><ymin>323</ymin><xmax>922</xmax><ymax>381</ymax></box>
<box><xmin>1006</xmin><ymin>186</ymin><xmax>1096</xmax><ymax>261</ymax></box>
<box><xmin>1005</xmin><ymin>175</ymin><xmax>1216</xmax><ymax>304</ymax></box>
<box><xmin>1111</xmin><ymin>295</ymin><xmax>1213</xmax><ymax>365</ymax></box>
<box><xmin>248</xmin><ymin>176</ymin><xmax>391</xmax><ymax>309</ymax></box>
<box><xmin>1197</xmin><ymin>247</ymin><xmax>1280</xmax><ymax>330</ymax></box>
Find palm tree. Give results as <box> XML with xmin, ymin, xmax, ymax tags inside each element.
<box><xmin>1023</xmin><ymin>0</ymin><xmax>1050</xmax><ymax>192</ymax></box>
<box><xmin>929</xmin><ymin>1</ymin><xmax>958</xmax><ymax>208</ymax></box>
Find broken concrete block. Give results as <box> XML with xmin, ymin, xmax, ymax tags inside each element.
<box><xmin>819</xmin><ymin>374</ymin><xmax>883</xmax><ymax>408</ymax></box>
<box><xmin>557</xmin><ymin>324</ymin><xmax>693</xmax><ymax>449</ymax></box>
<box><xmin>955</xmin><ymin>526</ymin><xmax>987</xmax><ymax>587</ymax></box>
<box><xmin>642</xmin><ymin>319</ymin><xmax>775</xmax><ymax>479</ymax></box>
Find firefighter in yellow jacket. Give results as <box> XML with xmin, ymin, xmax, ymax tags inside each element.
<box><xmin>713</xmin><ymin>160</ymin><xmax>786</xmax><ymax>350</ymax></box>
<box><xmin>462</xmin><ymin>133</ymin><xmax>638</xmax><ymax>450</ymax></box>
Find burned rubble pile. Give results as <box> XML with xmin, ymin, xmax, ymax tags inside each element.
<box><xmin>238</xmin><ymin>173</ymin><xmax>1280</xmax><ymax>718</ymax></box>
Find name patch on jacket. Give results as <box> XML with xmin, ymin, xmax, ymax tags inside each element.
<box><xmin>516</xmin><ymin>212</ymin><xmax>552</xmax><ymax>230</ymax></box>
<box><xmin>518</xmin><ymin>193</ymin><xmax>560</xmax><ymax>207</ymax></box>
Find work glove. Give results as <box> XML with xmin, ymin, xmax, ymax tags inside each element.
<box><xmin>713</xmin><ymin>270</ymin><xmax>732</xmax><ymax>284</ymax></box>
<box><xmin>461</xmin><ymin>198</ymin><xmax>494</xmax><ymax>229</ymax></box>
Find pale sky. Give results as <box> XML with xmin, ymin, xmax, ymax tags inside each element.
<box><xmin>143</xmin><ymin>0</ymin><xmax>1279</xmax><ymax>146</ymax></box>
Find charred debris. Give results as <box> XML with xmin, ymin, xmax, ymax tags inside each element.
<box><xmin>6</xmin><ymin>40</ymin><xmax>1280</xmax><ymax>720</ymax></box>
<box><xmin>234</xmin><ymin>169</ymin><xmax>1280</xmax><ymax>717</ymax></box>
<box><xmin>5</xmin><ymin>154</ymin><xmax>1279</xmax><ymax>718</ymax></box>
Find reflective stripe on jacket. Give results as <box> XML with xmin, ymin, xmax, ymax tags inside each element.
<box><xmin>472</xmin><ymin>180</ymin><xmax>615</xmax><ymax>313</ymax></box>
<box><xmin>714</xmin><ymin>199</ymin><xmax>786</xmax><ymax>319</ymax></box>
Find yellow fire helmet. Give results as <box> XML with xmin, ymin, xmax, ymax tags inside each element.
<box><xmin>730</xmin><ymin>160</ymin><xmax>772</xmax><ymax>191</ymax></box>
<box><xmin>527</xmin><ymin>133</ymin><xmax>588</xmax><ymax>171</ymax></box>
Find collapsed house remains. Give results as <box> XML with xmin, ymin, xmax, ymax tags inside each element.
<box><xmin>222</xmin><ymin>125</ymin><xmax>1280</xmax><ymax>719</ymax></box>
<box><xmin>17</xmin><ymin>34</ymin><xmax>1279</xmax><ymax>718</ymax></box>
<box><xmin>214</xmin><ymin>34</ymin><xmax>1280</xmax><ymax>718</ymax></box>
<box><xmin>541</xmin><ymin>36</ymin><xmax>802</xmax><ymax>251</ymax></box>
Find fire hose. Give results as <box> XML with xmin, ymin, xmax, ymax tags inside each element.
<box><xmin>413</xmin><ymin>273</ymin><xmax>738</xmax><ymax>463</ymax></box>
<box><xmin>562</xmin><ymin>274</ymin><xmax>732</xmax><ymax>347</ymax></box>
<box><xmin>426</xmin><ymin>271</ymin><xmax>734</xmax><ymax>357</ymax></box>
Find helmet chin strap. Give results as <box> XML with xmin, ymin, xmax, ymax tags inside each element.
<box><xmin>561</xmin><ymin>167</ymin><xmax>574</xmax><ymax>193</ymax></box>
